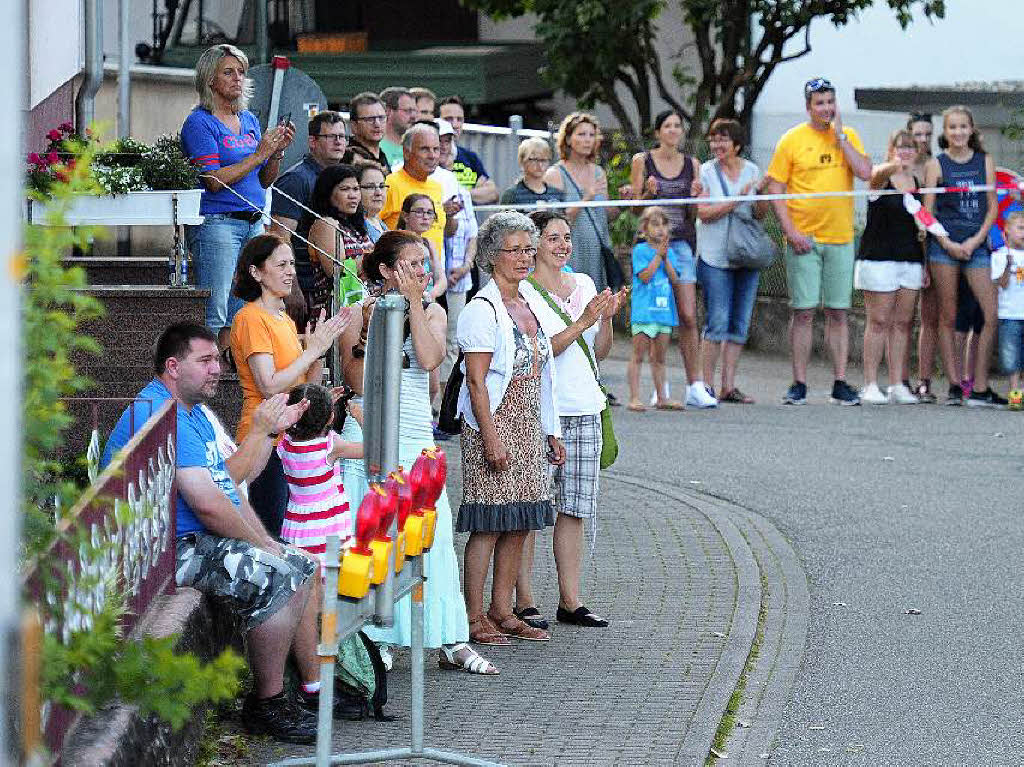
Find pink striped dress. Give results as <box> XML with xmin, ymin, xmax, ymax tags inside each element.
<box><xmin>277</xmin><ymin>432</ymin><xmax>354</xmax><ymax>559</ymax></box>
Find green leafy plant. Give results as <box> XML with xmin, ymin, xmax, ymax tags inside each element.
<box><xmin>42</xmin><ymin>594</ymin><xmax>244</xmax><ymax>730</ymax></box>
<box><xmin>27</xmin><ymin>128</ymin><xmax>198</xmax><ymax>199</ymax></box>
<box><xmin>462</xmin><ymin>0</ymin><xmax>946</xmax><ymax>140</ymax></box>
<box><xmin>24</xmin><ymin>146</ymin><xmax>244</xmax><ymax>735</ymax></box>
<box><xmin>604</xmin><ymin>133</ymin><xmax>641</xmax><ymax>249</ymax></box>
<box><xmin>22</xmin><ymin>146</ymin><xmax>105</xmax><ymax>553</ymax></box>
<box><xmin>141</xmin><ymin>134</ymin><xmax>200</xmax><ymax>191</ymax></box>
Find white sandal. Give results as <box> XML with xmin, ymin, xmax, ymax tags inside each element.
<box><xmin>438</xmin><ymin>643</ymin><xmax>499</xmax><ymax>675</ymax></box>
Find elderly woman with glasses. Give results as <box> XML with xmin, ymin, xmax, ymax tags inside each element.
<box><xmin>500</xmin><ymin>137</ymin><xmax>565</xmax><ymax>208</ymax></box>
<box><xmin>181</xmin><ymin>44</ymin><xmax>294</xmax><ymax>353</ymax></box>
<box><xmin>455</xmin><ymin>211</ymin><xmax>566</xmax><ymax>646</ymax></box>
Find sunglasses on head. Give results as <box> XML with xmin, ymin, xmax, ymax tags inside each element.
<box><xmin>804</xmin><ymin>77</ymin><xmax>834</xmax><ymax>97</ymax></box>
<box><xmin>909</xmin><ymin>112</ymin><xmax>932</xmax><ymax>123</ymax></box>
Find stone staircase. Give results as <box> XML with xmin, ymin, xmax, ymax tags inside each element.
<box><xmin>65</xmin><ymin>256</ymin><xmax>243</xmax><ymax>459</ymax></box>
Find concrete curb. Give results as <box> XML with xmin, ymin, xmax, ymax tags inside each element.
<box><xmin>605</xmin><ymin>473</ymin><xmax>762</xmax><ymax>764</ymax></box>
<box><xmin>681</xmin><ymin>493</ymin><xmax>810</xmax><ymax>765</ymax></box>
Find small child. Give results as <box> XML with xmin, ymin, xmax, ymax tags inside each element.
<box><xmin>991</xmin><ymin>210</ymin><xmax>1024</xmax><ymax>391</ymax></box>
<box><xmin>278</xmin><ymin>383</ymin><xmax>364</xmax><ymax>562</ymax></box>
<box><xmin>628</xmin><ymin>207</ymin><xmax>683</xmax><ymax>411</ymax></box>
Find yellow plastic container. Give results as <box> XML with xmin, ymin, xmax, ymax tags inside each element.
<box><xmin>338</xmin><ymin>550</ymin><xmax>373</xmax><ymax>599</ymax></box>
<box><xmin>421</xmin><ymin>507</ymin><xmax>437</xmax><ymax>550</ymax></box>
<box><xmin>394</xmin><ymin>531</ymin><xmax>407</xmax><ymax>573</ymax></box>
<box><xmin>368</xmin><ymin>539</ymin><xmax>393</xmax><ymax>586</ymax></box>
<box><xmin>404</xmin><ymin>514</ymin><xmax>425</xmax><ymax>558</ymax></box>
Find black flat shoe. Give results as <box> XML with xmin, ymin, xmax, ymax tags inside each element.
<box><xmin>514</xmin><ymin>606</ymin><xmax>549</xmax><ymax>630</ymax></box>
<box><xmin>556</xmin><ymin>606</ymin><xmax>609</xmax><ymax>628</ymax></box>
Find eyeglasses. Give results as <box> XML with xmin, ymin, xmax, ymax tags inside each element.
<box><xmin>804</xmin><ymin>77</ymin><xmax>834</xmax><ymax>97</ymax></box>
<box><xmin>524</xmin><ymin>157</ymin><xmax>551</xmax><ymax>164</ymax></box>
<box><xmin>353</xmin><ymin>115</ymin><xmax>386</xmax><ymax>124</ymax></box>
<box><xmin>498</xmin><ymin>247</ymin><xmax>537</xmax><ymax>257</ymax></box>
<box><xmin>313</xmin><ymin>133</ymin><xmax>347</xmax><ymax>142</ymax></box>
<box><xmin>359</xmin><ymin>183</ymin><xmax>388</xmax><ymax>191</ymax></box>
<box><xmin>409</xmin><ymin>209</ymin><xmax>436</xmax><ymax>217</ymax></box>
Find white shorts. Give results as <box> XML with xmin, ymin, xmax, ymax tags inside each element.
<box><xmin>854</xmin><ymin>260</ymin><xmax>923</xmax><ymax>292</ymax></box>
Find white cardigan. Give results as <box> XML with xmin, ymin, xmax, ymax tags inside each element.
<box><xmin>455</xmin><ymin>277</ymin><xmax>561</xmax><ymax>438</ymax></box>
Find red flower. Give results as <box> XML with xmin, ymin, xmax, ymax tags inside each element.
<box><xmin>59</xmin><ymin>122</ymin><xmax>74</xmax><ymax>133</ymax></box>
<box><xmin>47</xmin><ymin>129</ymin><xmax>62</xmax><ymax>141</ymax></box>
<box><xmin>46</xmin><ymin>151</ymin><xmax>59</xmax><ymax>165</ymax></box>
<box><xmin>27</xmin><ymin>152</ymin><xmax>40</xmax><ymax>165</ymax></box>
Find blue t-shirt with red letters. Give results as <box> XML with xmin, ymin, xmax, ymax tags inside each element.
<box><xmin>181</xmin><ymin>107</ymin><xmax>267</xmax><ymax>214</ymax></box>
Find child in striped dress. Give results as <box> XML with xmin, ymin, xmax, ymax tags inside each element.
<box><xmin>278</xmin><ymin>383</ymin><xmax>363</xmax><ymax>561</ymax></box>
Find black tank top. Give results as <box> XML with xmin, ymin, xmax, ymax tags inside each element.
<box><xmin>644</xmin><ymin>152</ymin><xmax>696</xmax><ymax>249</ymax></box>
<box><xmin>857</xmin><ymin>181</ymin><xmax>922</xmax><ymax>263</ymax></box>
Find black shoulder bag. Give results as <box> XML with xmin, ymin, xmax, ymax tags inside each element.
<box><xmin>437</xmin><ymin>296</ymin><xmax>497</xmax><ymax>434</ymax></box>
<box><xmin>560</xmin><ymin>165</ymin><xmax>626</xmax><ymax>291</ymax></box>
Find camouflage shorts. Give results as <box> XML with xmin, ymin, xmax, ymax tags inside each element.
<box><xmin>176</xmin><ymin>532</ymin><xmax>317</xmax><ymax>632</ymax></box>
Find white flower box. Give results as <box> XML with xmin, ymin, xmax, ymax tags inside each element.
<box><xmin>26</xmin><ymin>189</ymin><xmax>203</xmax><ymax>227</ymax></box>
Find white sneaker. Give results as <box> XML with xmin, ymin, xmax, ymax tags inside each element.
<box><xmin>859</xmin><ymin>383</ymin><xmax>888</xmax><ymax>405</ymax></box>
<box><xmin>888</xmin><ymin>384</ymin><xmax>920</xmax><ymax>405</ymax></box>
<box><xmin>686</xmin><ymin>381</ymin><xmax>718</xmax><ymax>409</ymax></box>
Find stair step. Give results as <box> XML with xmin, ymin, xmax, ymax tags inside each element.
<box><xmin>66</xmin><ymin>257</ymin><xmax>173</xmax><ymax>286</ymax></box>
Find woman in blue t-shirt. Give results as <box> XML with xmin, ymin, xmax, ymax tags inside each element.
<box><xmin>923</xmin><ymin>105</ymin><xmax>1002</xmax><ymax>406</ymax></box>
<box><xmin>181</xmin><ymin>44</ymin><xmax>295</xmax><ymax>352</ymax></box>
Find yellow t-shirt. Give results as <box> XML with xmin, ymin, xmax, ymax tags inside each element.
<box><xmin>229</xmin><ymin>301</ymin><xmax>304</xmax><ymax>443</ymax></box>
<box><xmin>381</xmin><ymin>169</ymin><xmax>446</xmax><ymax>256</ymax></box>
<box><xmin>765</xmin><ymin>123</ymin><xmax>865</xmax><ymax>244</ymax></box>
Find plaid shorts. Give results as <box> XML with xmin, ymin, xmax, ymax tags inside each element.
<box><xmin>175</xmin><ymin>532</ymin><xmax>317</xmax><ymax>632</ymax></box>
<box><xmin>553</xmin><ymin>414</ymin><xmax>602</xmax><ymax>519</ymax></box>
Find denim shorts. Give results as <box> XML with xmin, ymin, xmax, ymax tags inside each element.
<box><xmin>697</xmin><ymin>260</ymin><xmax>760</xmax><ymax>344</ymax></box>
<box><xmin>669</xmin><ymin>240</ymin><xmax>697</xmax><ymax>284</ymax></box>
<box><xmin>927</xmin><ymin>240</ymin><xmax>991</xmax><ymax>270</ymax></box>
<box><xmin>998</xmin><ymin>319</ymin><xmax>1024</xmax><ymax>373</ymax></box>
<box><xmin>186</xmin><ymin>214</ymin><xmax>263</xmax><ymax>332</ymax></box>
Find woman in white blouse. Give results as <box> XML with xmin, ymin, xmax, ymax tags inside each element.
<box><xmin>455</xmin><ymin>211</ymin><xmax>566</xmax><ymax>646</ymax></box>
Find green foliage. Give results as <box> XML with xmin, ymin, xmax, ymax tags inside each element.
<box><xmin>141</xmin><ymin>134</ymin><xmax>200</xmax><ymax>191</ymax></box>
<box><xmin>22</xmin><ymin>148</ymin><xmax>105</xmax><ymax>554</ymax></box>
<box><xmin>604</xmin><ymin>134</ymin><xmax>641</xmax><ymax>249</ymax></box>
<box><xmin>42</xmin><ymin>595</ymin><xmax>245</xmax><ymax>730</ymax></box>
<box><xmin>28</xmin><ymin>128</ymin><xmax>198</xmax><ymax>199</ymax></box>
<box><xmin>462</xmin><ymin>0</ymin><xmax>945</xmax><ymax>139</ymax></box>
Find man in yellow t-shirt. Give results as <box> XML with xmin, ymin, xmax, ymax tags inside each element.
<box><xmin>381</xmin><ymin>123</ymin><xmax>448</xmax><ymax>257</ymax></box>
<box><xmin>765</xmin><ymin>77</ymin><xmax>872</xmax><ymax>406</ymax></box>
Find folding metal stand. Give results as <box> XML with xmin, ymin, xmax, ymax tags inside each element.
<box><xmin>270</xmin><ymin>292</ymin><xmax>504</xmax><ymax>767</ymax></box>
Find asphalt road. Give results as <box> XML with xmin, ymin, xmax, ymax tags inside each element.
<box><xmin>601</xmin><ymin>343</ymin><xmax>1024</xmax><ymax>765</ymax></box>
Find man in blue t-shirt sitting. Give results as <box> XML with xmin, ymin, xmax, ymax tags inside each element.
<box><xmin>102</xmin><ymin>322</ymin><xmax>325</xmax><ymax>743</ymax></box>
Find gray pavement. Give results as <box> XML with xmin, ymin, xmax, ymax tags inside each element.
<box><xmin>229</xmin><ymin>420</ymin><xmax>760</xmax><ymax>766</ymax></box>
<box><xmin>213</xmin><ymin>340</ymin><xmax>1024</xmax><ymax>766</ymax></box>
<box><xmin>600</xmin><ymin>342</ymin><xmax>1024</xmax><ymax>764</ymax></box>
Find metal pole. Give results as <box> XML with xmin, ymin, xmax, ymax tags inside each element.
<box><xmin>371</xmin><ymin>293</ymin><xmax>406</xmax><ymax>625</ymax></box>
<box><xmin>410</xmin><ymin>556</ymin><xmax>424</xmax><ymax>754</ymax></box>
<box><xmin>255</xmin><ymin>0</ymin><xmax>269</xmax><ymax>65</ymax></box>
<box><xmin>117</xmin><ymin>0</ymin><xmax>131</xmax><ymax>138</ymax></box>
<box><xmin>1</xmin><ymin>1</ymin><xmax>25</xmax><ymax>762</ymax></box>
<box><xmin>75</xmin><ymin>0</ymin><xmax>103</xmax><ymax>134</ymax></box>
<box><xmin>316</xmin><ymin>536</ymin><xmax>342</xmax><ymax>767</ymax></box>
